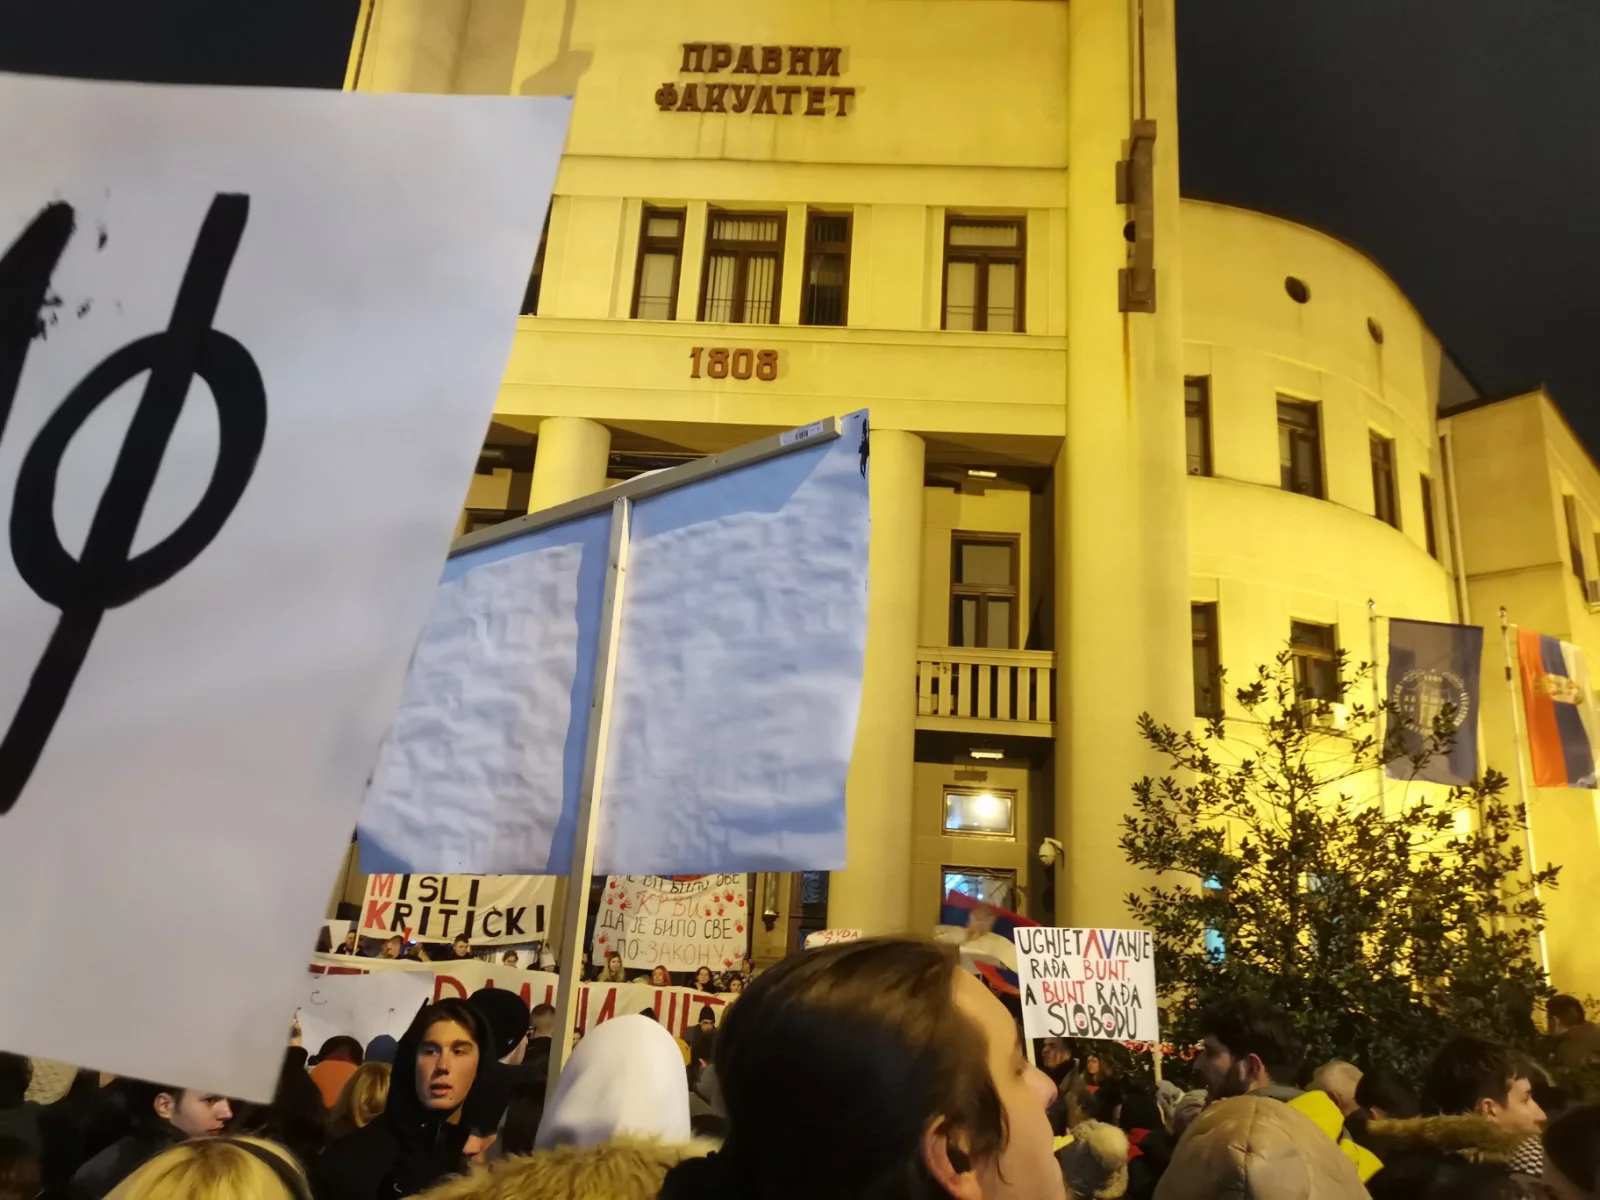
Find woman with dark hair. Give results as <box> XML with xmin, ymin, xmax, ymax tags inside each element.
<box><xmin>313</xmin><ymin>999</ymin><xmax>488</xmax><ymax>1200</ymax></box>
<box><xmin>692</xmin><ymin>966</ymin><xmax>717</xmax><ymax>994</ymax></box>
<box><xmin>1546</xmin><ymin>1104</ymin><xmax>1600</xmax><ymax>1200</ymax></box>
<box><xmin>657</xmin><ymin>937</ymin><xmax>1063</xmax><ymax>1200</ymax></box>
<box><xmin>1115</xmin><ymin>1086</ymin><xmax>1172</xmax><ymax>1200</ymax></box>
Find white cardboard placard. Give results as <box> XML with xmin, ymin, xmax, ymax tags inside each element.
<box><xmin>0</xmin><ymin>72</ymin><xmax>570</xmax><ymax>1099</ymax></box>
<box><xmin>1013</xmin><ymin>926</ymin><xmax>1159</xmax><ymax>1044</ymax></box>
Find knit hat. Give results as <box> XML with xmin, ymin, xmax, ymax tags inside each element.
<box><xmin>1058</xmin><ymin>1121</ymin><xmax>1130</xmax><ymax>1199</ymax></box>
<box><xmin>364</xmin><ymin>1034</ymin><xmax>398</xmax><ymax>1065</ymax></box>
<box><xmin>698</xmin><ymin>1005</ymin><xmax>716</xmax><ymax>1024</ymax></box>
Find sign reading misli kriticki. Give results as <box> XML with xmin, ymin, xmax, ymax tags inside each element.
<box><xmin>656</xmin><ymin>43</ymin><xmax>856</xmax><ymax>117</ymax></box>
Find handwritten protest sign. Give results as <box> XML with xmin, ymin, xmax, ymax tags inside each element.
<box><xmin>804</xmin><ymin>929</ymin><xmax>862</xmax><ymax>949</ymax></box>
<box><xmin>307</xmin><ymin>955</ymin><xmax>726</xmax><ymax>1039</ymax></box>
<box><xmin>0</xmin><ymin>71</ymin><xmax>569</xmax><ymax>1099</ymax></box>
<box><xmin>359</xmin><ymin>874</ymin><xmax>554</xmax><ymax>945</ymax></box>
<box><xmin>1013</xmin><ymin>927</ymin><xmax>1158</xmax><ymax>1043</ymax></box>
<box><xmin>592</xmin><ymin>875</ymin><xmax>749</xmax><ymax>972</ymax></box>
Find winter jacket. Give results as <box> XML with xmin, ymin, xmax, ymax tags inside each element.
<box><xmin>68</xmin><ymin>1123</ymin><xmax>186</xmax><ymax>1200</ymax></box>
<box><xmin>1364</xmin><ymin>1113</ymin><xmax>1538</xmax><ymax>1185</ymax></box>
<box><xmin>1254</xmin><ymin>1085</ymin><xmax>1382</xmax><ymax>1182</ymax></box>
<box><xmin>1153</xmin><ymin>1095</ymin><xmax>1369</xmax><ymax>1200</ymax></box>
<box><xmin>1552</xmin><ymin>1020</ymin><xmax>1600</xmax><ymax>1070</ymax></box>
<box><xmin>412</xmin><ymin>1137</ymin><xmax>714</xmax><ymax>1200</ymax></box>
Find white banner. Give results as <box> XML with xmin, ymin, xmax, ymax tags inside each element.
<box><xmin>358</xmin><ymin>874</ymin><xmax>554</xmax><ymax>945</ymax></box>
<box><xmin>0</xmin><ymin>71</ymin><xmax>569</xmax><ymax>1099</ymax></box>
<box><xmin>804</xmin><ymin>928</ymin><xmax>861</xmax><ymax>949</ymax></box>
<box><xmin>1013</xmin><ymin>927</ymin><xmax>1159</xmax><ymax>1043</ymax></box>
<box><xmin>307</xmin><ymin>956</ymin><xmax>728</xmax><ymax>1040</ymax></box>
<box><xmin>359</xmin><ymin>412</ymin><xmax>870</xmax><ymax>877</ymax></box>
<box><xmin>592</xmin><ymin>875</ymin><xmax>750</xmax><ymax>973</ymax></box>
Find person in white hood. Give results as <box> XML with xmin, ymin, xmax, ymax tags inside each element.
<box><xmin>533</xmin><ymin>1015</ymin><xmax>690</xmax><ymax>1150</ymax></box>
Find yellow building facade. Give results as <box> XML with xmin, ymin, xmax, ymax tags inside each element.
<box><xmin>350</xmin><ymin>0</ymin><xmax>1597</xmax><ymax>992</ymax></box>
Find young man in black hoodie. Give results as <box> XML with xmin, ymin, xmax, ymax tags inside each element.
<box><xmin>313</xmin><ymin>998</ymin><xmax>488</xmax><ymax>1200</ymax></box>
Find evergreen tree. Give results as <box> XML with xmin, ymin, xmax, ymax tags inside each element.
<box><xmin>1121</xmin><ymin>647</ymin><xmax>1557</xmax><ymax>1081</ymax></box>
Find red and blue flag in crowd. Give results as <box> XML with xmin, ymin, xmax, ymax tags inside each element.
<box><xmin>938</xmin><ymin>890</ymin><xmax>1040</xmax><ymax>996</ymax></box>
<box><xmin>1518</xmin><ymin>629</ymin><xmax>1600</xmax><ymax>789</ymax></box>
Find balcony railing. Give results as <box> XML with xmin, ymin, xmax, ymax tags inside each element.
<box><xmin>916</xmin><ymin>648</ymin><xmax>1056</xmax><ymax>735</ymax></box>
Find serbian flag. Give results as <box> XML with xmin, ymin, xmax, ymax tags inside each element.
<box><xmin>1518</xmin><ymin>629</ymin><xmax>1600</xmax><ymax>789</ymax></box>
<box><xmin>935</xmin><ymin>891</ymin><xmax>1040</xmax><ymax>996</ymax></box>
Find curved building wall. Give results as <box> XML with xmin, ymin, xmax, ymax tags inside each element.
<box><xmin>1180</xmin><ymin>201</ymin><xmax>1458</xmax><ymax>696</ymax></box>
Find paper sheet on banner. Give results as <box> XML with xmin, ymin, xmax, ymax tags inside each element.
<box><xmin>360</xmin><ymin>411</ymin><xmax>870</xmax><ymax>875</ymax></box>
<box><xmin>296</xmin><ymin>973</ymin><xmax>435</xmax><ymax>1059</ymax></box>
<box><xmin>0</xmin><ymin>73</ymin><xmax>568</xmax><ymax>1099</ymax></box>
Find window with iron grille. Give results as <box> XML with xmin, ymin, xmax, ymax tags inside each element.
<box><xmin>1421</xmin><ymin>475</ymin><xmax>1439</xmax><ymax>559</ymax></box>
<box><xmin>1185</xmin><ymin>377</ymin><xmax>1212</xmax><ymax>477</ymax></box>
<box><xmin>631</xmin><ymin>206</ymin><xmax>685</xmax><ymax>320</ymax></box>
<box><xmin>801</xmin><ymin>211</ymin><xmax>850</xmax><ymax>326</ymax></box>
<box><xmin>942</xmin><ymin>866</ymin><xmax>1016</xmax><ymax>911</ymax></box>
<box><xmin>1290</xmin><ymin>621</ymin><xmax>1339</xmax><ymax>701</ymax></box>
<box><xmin>943</xmin><ymin>217</ymin><xmax>1024</xmax><ymax>332</ymax></box>
<box><xmin>1371</xmin><ymin>433</ymin><xmax>1399</xmax><ymax>528</ymax></box>
<box><xmin>700</xmin><ymin>211</ymin><xmax>785</xmax><ymax>324</ymax></box>
<box><xmin>1192</xmin><ymin>602</ymin><xmax>1221</xmax><ymax>717</ymax></box>
<box><xmin>1278</xmin><ymin>399</ymin><xmax>1323</xmax><ymax>498</ymax></box>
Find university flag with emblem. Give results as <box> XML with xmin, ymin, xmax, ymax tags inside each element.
<box><xmin>1517</xmin><ymin>629</ymin><xmax>1600</xmax><ymax>789</ymax></box>
<box><xmin>1385</xmin><ymin>618</ymin><xmax>1483</xmax><ymax>786</ymax></box>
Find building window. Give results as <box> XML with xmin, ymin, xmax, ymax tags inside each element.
<box><xmin>1421</xmin><ymin>475</ymin><xmax>1439</xmax><ymax>559</ymax></box>
<box><xmin>1290</xmin><ymin>621</ymin><xmax>1339</xmax><ymax>701</ymax></box>
<box><xmin>801</xmin><ymin>211</ymin><xmax>850</xmax><ymax>326</ymax></box>
<box><xmin>950</xmin><ymin>534</ymin><xmax>1018</xmax><ymax>650</ymax></box>
<box><xmin>1565</xmin><ymin>495</ymin><xmax>1588</xmax><ymax>583</ymax></box>
<box><xmin>520</xmin><ymin>211</ymin><xmax>550</xmax><ymax>317</ymax></box>
<box><xmin>1278</xmin><ymin>399</ymin><xmax>1323</xmax><ymax>498</ymax></box>
<box><xmin>1185</xmin><ymin>377</ymin><xmax>1212</xmax><ymax>477</ymax></box>
<box><xmin>631</xmin><ymin>206</ymin><xmax>685</xmax><ymax>321</ymax></box>
<box><xmin>943</xmin><ymin>866</ymin><xmax>1016</xmax><ymax>911</ymax></box>
<box><xmin>700</xmin><ymin>210</ymin><xmax>784</xmax><ymax>324</ymax></box>
<box><xmin>943</xmin><ymin>217</ymin><xmax>1024</xmax><ymax>332</ymax></box>
<box><xmin>943</xmin><ymin>789</ymin><xmax>1015</xmax><ymax>838</ymax></box>
<box><xmin>1192</xmin><ymin>602</ymin><xmax>1221</xmax><ymax>717</ymax></box>
<box><xmin>1370</xmin><ymin>433</ymin><xmax>1398</xmax><ymax>527</ymax></box>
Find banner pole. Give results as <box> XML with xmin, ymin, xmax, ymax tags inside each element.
<box><xmin>1151</xmin><ymin>1042</ymin><xmax>1164</xmax><ymax>1084</ymax></box>
<box><xmin>546</xmin><ymin>497</ymin><xmax>632</xmax><ymax>1102</ymax></box>
<box><xmin>1370</xmin><ymin>599</ymin><xmax>1387</xmax><ymax>810</ymax></box>
<box><xmin>1498</xmin><ymin>607</ymin><xmax>1551</xmax><ymax>980</ymax></box>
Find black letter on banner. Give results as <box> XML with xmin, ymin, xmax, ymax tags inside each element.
<box><xmin>0</xmin><ymin>195</ymin><xmax>268</xmax><ymax>815</ymax></box>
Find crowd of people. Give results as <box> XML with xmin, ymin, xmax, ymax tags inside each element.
<box><xmin>2</xmin><ymin>938</ymin><xmax>1598</xmax><ymax>1199</ymax></box>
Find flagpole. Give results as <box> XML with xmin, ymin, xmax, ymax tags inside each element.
<box><xmin>1370</xmin><ymin>599</ymin><xmax>1387</xmax><ymax>809</ymax></box>
<box><xmin>1498</xmin><ymin>607</ymin><xmax>1551</xmax><ymax>979</ymax></box>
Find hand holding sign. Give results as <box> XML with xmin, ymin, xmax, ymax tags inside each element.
<box><xmin>0</xmin><ymin>196</ymin><xmax>265</xmax><ymax>814</ymax></box>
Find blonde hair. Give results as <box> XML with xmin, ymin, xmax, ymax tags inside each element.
<box><xmin>329</xmin><ymin>1061</ymin><xmax>391</xmax><ymax>1137</ymax></box>
<box><xmin>105</xmin><ymin>1137</ymin><xmax>304</xmax><ymax>1200</ymax></box>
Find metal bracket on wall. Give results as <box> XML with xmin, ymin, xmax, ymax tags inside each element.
<box><xmin>1116</xmin><ymin>119</ymin><xmax>1158</xmax><ymax>313</ymax></box>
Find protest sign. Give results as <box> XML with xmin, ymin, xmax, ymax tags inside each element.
<box><xmin>359</xmin><ymin>874</ymin><xmax>554</xmax><ymax>945</ymax></box>
<box><xmin>592</xmin><ymin>875</ymin><xmax>750</xmax><ymax>972</ymax></box>
<box><xmin>1013</xmin><ymin>927</ymin><xmax>1159</xmax><ymax>1043</ymax></box>
<box><xmin>359</xmin><ymin>412</ymin><xmax>871</xmax><ymax>877</ymax></box>
<box><xmin>306</xmin><ymin>955</ymin><xmax>726</xmax><ymax>1039</ymax></box>
<box><xmin>295</xmin><ymin>971</ymin><xmax>434</xmax><ymax>1057</ymax></box>
<box><xmin>804</xmin><ymin>929</ymin><xmax>862</xmax><ymax>949</ymax></box>
<box><xmin>0</xmin><ymin>71</ymin><xmax>569</xmax><ymax>1098</ymax></box>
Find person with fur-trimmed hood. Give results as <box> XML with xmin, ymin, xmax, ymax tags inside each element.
<box><xmin>1363</xmin><ymin>1035</ymin><xmax>1548</xmax><ymax>1195</ymax></box>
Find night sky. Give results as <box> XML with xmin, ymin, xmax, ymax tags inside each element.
<box><xmin>5</xmin><ymin>0</ymin><xmax>1595</xmax><ymax>450</ymax></box>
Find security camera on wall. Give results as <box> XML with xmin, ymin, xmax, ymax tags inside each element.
<box><xmin>1037</xmin><ymin>837</ymin><xmax>1064</xmax><ymax>867</ymax></box>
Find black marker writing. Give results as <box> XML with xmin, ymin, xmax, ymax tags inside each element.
<box><xmin>0</xmin><ymin>195</ymin><xmax>267</xmax><ymax>815</ymax></box>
